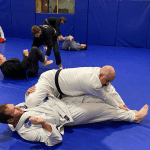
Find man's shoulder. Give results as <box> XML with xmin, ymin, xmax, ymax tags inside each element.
<box><xmin>7</xmin><ymin>58</ymin><xmax>20</xmax><ymax>62</ymax></box>
<box><xmin>65</xmin><ymin>67</ymin><xmax>100</xmax><ymax>72</ymax></box>
<box><xmin>1</xmin><ymin>58</ymin><xmax>19</xmax><ymax>67</ymax></box>
<box><xmin>48</xmin><ymin>17</ymin><xmax>57</xmax><ymax>21</ymax></box>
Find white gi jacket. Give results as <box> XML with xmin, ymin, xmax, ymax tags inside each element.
<box><xmin>9</xmin><ymin>95</ymin><xmax>135</xmax><ymax>147</ymax></box>
<box><xmin>26</xmin><ymin>67</ymin><xmax>125</xmax><ymax>108</ymax></box>
<box><xmin>9</xmin><ymin>95</ymin><xmax>73</xmax><ymax>146</ymax></box>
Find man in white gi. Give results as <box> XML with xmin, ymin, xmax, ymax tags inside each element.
<box><xmin>25</xmin><ymin>66</ymin><xmax>128</xmax><ymax>110</ymax></box>
<box><xmin>0</xmin><ymin>87</ymin><xmax>148</xmax><ymax>147</ymax></box>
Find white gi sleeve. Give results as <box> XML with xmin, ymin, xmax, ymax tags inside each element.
<box><xmin>90</xmin><ymin>88</ymin><xmax>119</xmax><ymax>107</ymax></box>
<box><xmin>89</xmin><ymin>84</ymin><xmax>124</xmax><ymax>107</ymax></box>
<box><xmin>19</xmin><ymin>123</ymin><xmax>62</xmax><ymax>146</ymax></box>
<box><xmin>102</xmin><ymin>83</ymin><xmax>125</xmax><ymax>106</ymax></box>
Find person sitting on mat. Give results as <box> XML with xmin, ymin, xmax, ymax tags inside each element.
<box><xmin>0</xmin><ymin>85</ymin><xmax>148</xmax><ymax>146</ymax></box>
<box><xmin>0</xmin><ymin>47</ymin><xmax>53</xmax><ymax>79</ymax></box>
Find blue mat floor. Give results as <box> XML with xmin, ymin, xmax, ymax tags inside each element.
<box><xmin>0</xmin><ymin>38</ymin><xmax>150</xmax><ymax>150</ymax></box>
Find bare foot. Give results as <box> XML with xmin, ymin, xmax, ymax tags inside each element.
<box><xmin>43</xmin><ymin>60</ymin><xmax>53</xmax><ymax>66</ymax></box>
<box><xmin>135</xmin><ymin>104</ymin><xmax>149</xmax><ymax>123</ymax></box>
<box><xmin>59</xmin><ymin>64</ymin><xmax>63</xmax><ymax>69</ymax></box>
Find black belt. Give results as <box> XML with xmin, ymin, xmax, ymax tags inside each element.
<box><xmin>55</xmin><ymin>69</ymin><xmax>65</xmax><ymax>98</ymax></box>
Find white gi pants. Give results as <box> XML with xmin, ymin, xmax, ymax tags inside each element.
<box><xmin>64</xmin><ymin>95</ymin><xmax>135</xmax><ymax>126</ymax></box>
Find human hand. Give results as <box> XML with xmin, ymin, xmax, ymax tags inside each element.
<box><xmin>43</xmin><ymin>46</ymin><xmax>47</xmax><ymax>50</ymax></box>
<box><xmin>58</xmin><ymin>35</ymin><xmax>64</xmax><ymax>41</ymax></box>
<box><xmin>26</xmin><ymin>86</ymin><xmax>36</xmax><ymax>96</ymax></box>
<box><xmin>29</xmin><ymin>116</ymin><xmax>45</xmax><ymax>125</ymax></box>
<box><xmin>119</xmin><ymin>105</ymin><xmax>130</xmax><ymax>111</ymax></box>
<box><xmin>69</xmin><ymin>35</ymin><xmax>73</xmax><ymax>41</ymax></box>
<box><xmin>23</xmin><ymin>49</ymin><xmax>29</xmax><ymax>56</ymax></box>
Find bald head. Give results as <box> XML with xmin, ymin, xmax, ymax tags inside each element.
<box><xmin>101</xmin><ymin>65</ymin><xmax>115</xmax><ymax>81</ymax></box>
<box><xmin>99</xmin><ymin>65</ymin><xmax>115</xmax><ymax>86</ymax></box>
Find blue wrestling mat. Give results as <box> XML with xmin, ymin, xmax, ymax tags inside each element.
<box><xmin>0</xmin><ymin>38</ymin><xmax>150</xmax><ymax>150</ymax></box>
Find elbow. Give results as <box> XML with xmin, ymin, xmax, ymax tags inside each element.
<box><xmin>45</xmin><ymin>136</ymin><xmax>63</xmax><ymax>147</ymax></box>
<box><xmin>25</xmin><ymin>94</ymin><xmax>38</xmax><ymax>108</ymax></box>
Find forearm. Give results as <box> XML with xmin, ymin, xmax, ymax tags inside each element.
<box><xmin>32</xmin><ymin>38</ymin><xmax>39</xmax><ymax>47</ymax></box>
<box><xmin>19</xmin><ymin>123</ymin><xmax>62</xmax><ymax>146</ymax></box>
<box><xmin>20</xmin><ymin>55</ymin><xmax>28</xmax><ymax>68</ymax></box>
<box><xmin>103</xmin><ymin>84</ymin><xmax>125</xmax><ymax>105</ymax></box>
<box><xmin>64</xmin><ymin>36</ymin><xmax>70</xmax><ymax>41</ymax></box>
<box><xmin>25</xmin><ymin>84</ymin><xmax>49</xmax><ymax>108</ymax></box>
<box><xmin>56</xmin><ymin>24</ymin><xmax>61</xmax><ymax>36</ymax></box>
<box><xmin>58</xmin><ymin>36</ymin><xmax>65</xmax><ymax>41</ymax></box>
<box><xmin>90</xmin><ymin>88</ymin><xmax>119</xmax><ymax>107</ymax></box>
<box><xmin>41</xmin><ymin>121</ymin><xmax>52</xmax><ymax>133</ymax></box>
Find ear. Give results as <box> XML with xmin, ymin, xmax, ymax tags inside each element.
<box><xmin>99</xmin><ymin>72</ymin><xmax>104</xmax><ymax>78</ymax></box>
<box><xmin>7</xmin><ymin>118</ymin><xmax>14</xmax><ymax>124</ymax></box>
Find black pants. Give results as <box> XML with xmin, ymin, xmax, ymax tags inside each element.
<box><xmin>32</xmin><ymin>35</ymin><xmax>61</xmax><ymax>65</ymax></box>
<box><xmin>46</xmin><ymin>37</ymin><xmax>61</xmax><ymax>65</ymax></box>
<box><xmin>40</xmin><ymin>24</ymin><xmax>61</xmax><ymax>65</ymax></box>
<box><xmin>23</xmin><ymin>47</ymin><xmax>45</xmax><ymax>77</ymax></box>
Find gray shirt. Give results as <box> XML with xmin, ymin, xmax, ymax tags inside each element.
<box><xmin>61</xmin><ymin>36</ymin><xmax>81</xmax><ymax>51</ymax></box>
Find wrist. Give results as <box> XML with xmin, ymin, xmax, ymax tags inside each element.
<box><xmin>41</xmin><ymin>121</ymin><xmax>51</xmax><ymax>128</ymax></box>
<box><xmin>41</xmin><ymin>121</ymin><xmax>52</xmax><ymax>133</ymax></box>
